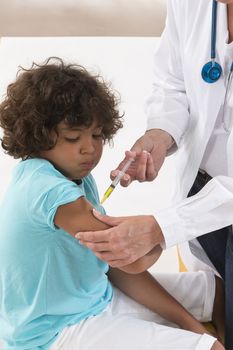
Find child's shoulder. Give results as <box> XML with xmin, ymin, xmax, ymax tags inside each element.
<box><xmin>14</xmin><ymin>158</ymin><xmax>83</xmax><ymax>205</ymax></box>
<box><xmin>16</xmin><ymin>158</ymin><xmax>65</xmax><ymax>180</ymax></box>
<box><xmin>15</xmin><ymin>159</ymin><xmax>99</xmax><ymax>201</ymax></box>
<box><xmin>12</xmin><ymin>158</ymin><xmax>72</xmax><ymax>196</ymax></box>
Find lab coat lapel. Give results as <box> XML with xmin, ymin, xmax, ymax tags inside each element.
<box><xmin>201</xmin><ymin>1</ymin><xmax>227</xmax><ymax>135</ymax></box>
<box><xmin>215</xmin><ymin>3</ymin><xmax>233</xmax><ymax>176</ymax></box>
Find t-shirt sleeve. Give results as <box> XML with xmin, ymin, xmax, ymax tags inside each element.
<box><xmin>27</xmin><ymin>170</ymin><xmax>84</xmax><ymax>230</ymax></box>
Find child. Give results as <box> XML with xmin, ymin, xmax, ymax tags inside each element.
<box><xmin>0</xmin><ymin>57</ymin><xmax>223</xmax><ymax>350</ymax></box>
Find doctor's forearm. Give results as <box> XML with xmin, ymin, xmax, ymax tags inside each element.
<box><xmin>155</xmin><ymin>176</ymin><xmax>233</xmax><ymax>249</ymax></box>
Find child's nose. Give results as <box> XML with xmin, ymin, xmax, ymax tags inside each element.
<box><xmin>80</xmin><ymin>139</ymin><xmax>95</xmax><ymax>154</ymax></box>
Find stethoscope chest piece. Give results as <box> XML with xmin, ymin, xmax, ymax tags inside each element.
<box><xmin>201</xmin><ymin>61</ymin><xmax>222</xmax><ymax>83</ymax></box>
<box><xmin>201</xmin><ymin>0</ymin><xmax>223</xmax><ymax>84</ymax></box>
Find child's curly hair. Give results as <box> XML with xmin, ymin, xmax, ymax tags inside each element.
<box><xmin>0</xmin><ymin>57</ymin><xmax>123</xmax><ymax>159</ymax></box>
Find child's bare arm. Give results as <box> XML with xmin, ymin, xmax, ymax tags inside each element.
<box><xmin>108</xmin><ymin>268</ymin><xmax>211</xmax><ymax>334</ymax></box>
<box><xmin>54</xmin><ymin>198</ymin><xmax>161</xmax><ymax>272</ymax></box>
<box><xmin>54</xmin><ymin>197</ymin><xmax>109</xmax><ymax>235</ymax></box>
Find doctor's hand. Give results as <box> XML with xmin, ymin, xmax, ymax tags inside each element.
<box><xmin>111</xmin><ymin>129</ymin><xmax>174</xmax><ymax>187</ymax></box>
<box><xmin>76</xmin><ymin>209</ymin><xmax>165</xmax><ymax>268</ymax></box>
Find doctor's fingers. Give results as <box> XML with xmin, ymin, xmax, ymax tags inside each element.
<box><xmin>135</xmin><ymin>150</ymin><xmax>149</xmax><ymax>182</ymax></box>
<box><xmin>145</xmin><ymin>152</ymin><xmax>158</xmax><ymax>181</ymax></box>
<box><xmin>79</xmin><ymin>240</ymin><xmax>115</xmax><ymax>253</ymax></box>
<box><xmin>94</xmin><ymin>252</ymin><xmax>133</xmax><ymax>267</ymax></box>
<box><xmin>110</xmin><ymin>151</ymin><xmax>137</xmax><ymax>187</ymax></box>
<box><xmin>79</xmin><ymin>231</ymin><xmax>129</xmax><ymax>253</ymax></box>
<box><xmin>111</xmin><ymin>169</ymin><xmax>132</xmax><ymax>187</ymax></box>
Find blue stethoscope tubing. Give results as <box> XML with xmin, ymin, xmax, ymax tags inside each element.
<box><xmin>202</xmin><ymin>0</ymin><xmax>233</xmax><ymax>83</ymax></box>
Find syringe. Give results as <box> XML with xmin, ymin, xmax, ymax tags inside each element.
<box><xmin>100</xmin><ymin>157</ymin><xmax>134</xmax><ymax>204</ymax></box>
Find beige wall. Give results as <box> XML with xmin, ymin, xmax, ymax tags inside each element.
<box><xmin>0</xmin><ymin>0</ymin><xmax>166</xmax><ymax>36</ymax></box>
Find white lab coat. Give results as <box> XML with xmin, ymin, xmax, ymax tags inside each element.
<box><xmin>145</xmin><ymin>0</ymin><xmax>233</xmax><ymax>270</ymax></box>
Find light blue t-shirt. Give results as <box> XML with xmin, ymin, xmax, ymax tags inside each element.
<box><xmin>0</xmin><ymin>158</ymin><xmax>113</xmax><ymax>350</ymax></box>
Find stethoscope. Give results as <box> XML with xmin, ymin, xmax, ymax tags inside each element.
<box><xmin>202</xmin><ymin>0</ymin><xmax>233</xmax><ymax>131</ymax></box>
<box><xmin>201</xmin><ymin>0</ymin><xmax>233</xmax><ymax>83</ymax></box>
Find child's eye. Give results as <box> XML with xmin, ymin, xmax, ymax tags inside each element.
<box><xmin>65</xmin><ymin>137</ymin><xmax>80</xmax><ymax>143</ymax></box>
<box><xmin>93</xmin><ymin>133</ymin><xmax>103</xmax><ymax>139</ymax></box>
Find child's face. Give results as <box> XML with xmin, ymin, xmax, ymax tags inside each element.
<box><xmin>39</xmin><ymin>121</ymin><xmax>104</xmax><ymax>179</ymax></box>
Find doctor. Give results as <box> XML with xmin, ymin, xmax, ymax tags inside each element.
<box><xmin>77</xmin><ymin>0</ymin><xmax>233</xmax><ymax>348</ymax></box>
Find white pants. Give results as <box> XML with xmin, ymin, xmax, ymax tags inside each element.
<box><xmin>49</xmin><ymin>272</ymin><xmax>217</xmax><ymax>350</ymax></box>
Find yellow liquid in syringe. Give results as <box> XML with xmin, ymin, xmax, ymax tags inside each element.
<box><xmin>100</xmin><ymin>185</ymin><xmax>115</xmax><ymax>204</ymax></box>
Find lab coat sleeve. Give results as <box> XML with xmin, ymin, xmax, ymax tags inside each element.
<box><xmin>145</xmin><ymin>0</ymin><xmax>190</xmax><ymax>148</ymax></box>
<box><xmin>154</xmin><ymin>176</ymin><xmax>233</xmax><ymax>249</ymax></box>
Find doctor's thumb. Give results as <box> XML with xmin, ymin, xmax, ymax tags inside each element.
<box><xmin>92</xmin><ymin>209</ymin><xmax>120</xmax><ymax>226</ymax></box>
